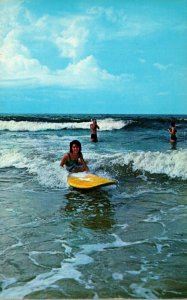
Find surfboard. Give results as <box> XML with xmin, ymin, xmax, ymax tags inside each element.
<box><xmin>67</xmin><ymin>173</ymin><xmax>116</xmax><ymax>190</ymax></box>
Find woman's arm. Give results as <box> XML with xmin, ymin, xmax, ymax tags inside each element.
<box><xmin>79</xmin><ymin>156</ymin><xmax>89</xmax><ymax>172</ymax></box>
<box><xmin>60</xmin><ymin>153</ymin><xmax>68</xmax><ymax>168</ymax></box>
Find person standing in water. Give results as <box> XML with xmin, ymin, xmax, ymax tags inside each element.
<box><xmin>60</xmin><ymin>140</ymin><xmax>89</xmax><ymax>173</ymax></box>
<box><xmin>90</xmin><ymin>119</ymin><xmax>100</xmax><ymax>142</ymax></box>
<box><xmin>168</xmin><ymin>121</ymin><xmax>177</xmax><ymax>144</ymax></box>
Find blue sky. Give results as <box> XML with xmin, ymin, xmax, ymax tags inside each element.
<box><xmin>0</xmin><ymin>0</ymin><xmax>186</xmax><ymax>114</ymax></box>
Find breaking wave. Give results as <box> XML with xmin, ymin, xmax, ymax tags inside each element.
<box><xmin>107</xmin><ymin>149</ymin><xmax>187</xmax><ymax>180</ymax></box>
<box><xmin>0</xmin><ymin>118</ymin><xmax>130</xmax><ymax>132</ymax></box>
<box><xmin>0</xmin><ymin>149</ymin><xmax>186</xmax><ymax>190</ymax></box>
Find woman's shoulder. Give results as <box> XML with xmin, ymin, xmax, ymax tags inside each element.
<box><xmin>63</xmin><ymin>152</ymin><xmax>70</xmax><ymax>159</ymax></box>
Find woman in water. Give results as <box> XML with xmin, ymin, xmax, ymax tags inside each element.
<box><xmin>60</xmin><ymin>140</ymin><xmax>89</xmax><ymax>173</ymax></box>
<box><xmin>90</xmin><ymin>118</ymin><xmax>100</xmax><ymax>142</ymax></box>
<box><xmin>168</xmin><ymin>121</ymin><xmax>177</xmax><ymax>144</ymax></box>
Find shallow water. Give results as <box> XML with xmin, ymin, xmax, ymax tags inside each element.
<box><xmin>0</xmin><ymin>114</ymin><xmax>187</xmax><ymax>299</ymax></box>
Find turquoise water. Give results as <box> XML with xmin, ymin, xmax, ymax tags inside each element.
<box><xmin>0</xmin><ymin>114</ymin><xmax>187</xmax><ymax>299</ymax></box>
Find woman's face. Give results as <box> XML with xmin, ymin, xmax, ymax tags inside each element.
<box><xmin>72</xmin><ymin>144</ymin><xmax>79</xmax><ymax>154</ymax></box>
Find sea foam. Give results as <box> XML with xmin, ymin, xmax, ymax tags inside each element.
<box><xmin>107</xmin><ymin>149</ymin><xmax>187</xmax><ymax>180</ymax></box>
<box><xmin>122</xmin><ymin>149</ymin><xmax>187</xmax><ymax>180</ymax></box>
<box><xmin>0</xmin><ymin>118</ymin><xmax>129</xmax><ymax>132</ymax></box>
<box><xmin>0</xmin><ymin>149</ymin><xmax>186</xmax><ymax>191</ymax></box>
<box><xmin>0</xmin><ymin>149</ymin><xmax>68</xmax><ymax>188</ymax></box>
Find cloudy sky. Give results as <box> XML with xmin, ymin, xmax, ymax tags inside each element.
<box><xmin>0</xmin><ymin>0</ymin><xmax>186</xmax><ymax>114</ymax></box>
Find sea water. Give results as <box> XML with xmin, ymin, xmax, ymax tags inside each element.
<box><xmin>0</xmin><ymin>114</ymin><xmax>187</xmax><ymax>299</ymax></box>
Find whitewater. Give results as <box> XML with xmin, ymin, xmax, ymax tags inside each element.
<box><xmin>0</xmin><ymin>118</ymin><xmax>129</xmax><ymax>131</ymax></box>
<box><xmin>0</xmin><ymin>114</ymin><xmax>187</xmax><ymax>299</ymax></box>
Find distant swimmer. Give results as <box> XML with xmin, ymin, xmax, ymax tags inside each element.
<box><xmin>60</xmin><ymin>140</ymin><xmax>89</xmax><ymax>173</ymax></box>
<box><xmin>168</xmin><ymin>121</ymin><xmax>177</xmax><ymax>144</ymax></box>
<box><xmin>90</xmin><ymin>118</ymin><xmax>100</xmax><ymax>142</ymax></box>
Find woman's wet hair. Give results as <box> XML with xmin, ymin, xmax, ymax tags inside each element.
<box><xmin>70</xmin><ymin>140</ymin><xmax>82</xmax><ymax>153</ymax></box>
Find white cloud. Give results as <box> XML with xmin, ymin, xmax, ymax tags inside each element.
<box><xmin>88</xmin><ymin>6</ymin><xmax>125</xmax><ymax>24</ymax></box>
<box><xmin>116</xmin><ymin>20</ymin><xmax>161</xmax><ymax>39</ymax></box>
<box><xmin>21</xmin><ymin>13</ymin><xmax>90</xmax><ymax>60</ymax></box>
<box><xmin>53</xmin><ymin>17</ymin><xmax>89</xmax><ymax>60</ymax></box>
<box><xmin>0</xmin><ymin>34</ymin><xmax>129</xmax><ymax>89</ymax></box>
<box><xmin>153</xmin><ymin>63</ymin><xmax>172</xmax><ymax>71</ymax></box>
<box><xmin>55</xmin><ymin>55</ymin><xmax>129</xmax><ymax>89</ymax></box>
<box><xmin>0</xmin><ymin>1</ymin><xmax>133</xmax><ymax>89</ymax></box>
<box><xmin>0</xmin><ymin>30</ymin><xmax>49</xmax><ymax>83</ymax></box>
<box><xmin>0</xmin><ymin>0</ymin><xmax>22</xmax><ymax>42</ymax></box>
<box><xmin>87</xmin><ymin>6</ymin><xmax>161</xmax><ymax>40</ymax></box>
<box><xmin>0</xmin><ymin>1</ymin><xmax>91</xmax><ymax>61</ymax></box>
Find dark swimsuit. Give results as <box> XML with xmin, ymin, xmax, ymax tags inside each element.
<box><xmin>170</xmin><ymin>127</ymin><xmax>177</xmax><ymax>142</ymax></box>
<box><xmin>91</xmin><ymin>133</ymin><xmax>98</xmax><ymax>142</ymax></box>
<box><xmin>65</xmin><ymin>153</ymin><xmax>82</xmax><ymax>172</ymax></box>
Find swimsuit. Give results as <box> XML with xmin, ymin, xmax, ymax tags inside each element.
<box><xmin>65</xmin><ymin>153</ymin><xmax>82</xmax><ymax>172</ymax></box>
<box><xmin>91</xmin><ymin>133</ymin><xmax>98</xmax><ymax>142</ymax></box>
<box><xmin>171</xmin><ymin>134</ymin><xmax>177</xmax><ymax>142</ymax></box>
<box><xmin>170</xmin><ymin>127</ymin><xmax>177</xmax><ymax>142</ymax></box>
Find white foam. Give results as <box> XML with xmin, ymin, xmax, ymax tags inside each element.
<box><xmin>81</xmin><ymin>233</ymin><xmax>147</xmax><ymax>254</ymax></box>
<box><xmin>27</xmin><ymin>159</ymin><xmax>69</xmax><ymax>188</ymax></box>
<box><xmin>110</xmin><ymin>149</ymin><xmax>187</xmax><ymax>180</ymax></box>
<box><xmin>0</xmin><ymin>251</ymin><xmax>93</xmax><ymax>299</ymax></box>
<box><xmin>116</xmin><ymin>223</ymin><xmax>129</xmax><ymax>230</ymax></box>
<box><xmin>0</xmin><ymin>239</ymin><xmax>23</xmax><ymax>256</ymax></box>
<box><xmin>96</xmin><ymin>118</ymin><xmax>132</xmax><ymax>130</ymax></box>
<box><xmin>0</xmin><ymin>264</ymin><xmax>82</xmax><ymax>298</ymax></box>
<box><xmin>0</xmin><ymin>149</ymin><xmax>25</xmax><ymax>168</ymax></box>
<box><xmin>1</xmin><ymin>148</ymin><xmax>186</xmax><ymax>191</ymax></box>
<box><xmin>112</xmin><ymin>272</ymin><xmax>123</xmax><ymax>280</ymax></box>
<box><xmin>0</xmin><ymin>149</ymin><xmax>69</xmax><ymax>189</ymax></box>
<box><xmin>69</xmin><ymin>172</ymin><xmax>88</xmax><ymax>178</ymax></box>
<box><xmin>130</xmin><ymin>283</ymin><xmax>157</xmax><ymax>299</ymax></box>
<box><xmin>0</xmin><ymin>277</ymin><xmax>17</xmax><ymax>290</ymax></box>
<box><xmin>0</xmin><ymin>234</ymin><xmax>159</xmax><ymax>298</ymax></box>
<box><xmin>29</xmin><ymin>250</ymin><xmax>63</xmax><ymax>268</ymax></box>
<box><xmin>0</xmin><ymin>118</ymin><xmax>129</xmax><ymax>132</ymax></box>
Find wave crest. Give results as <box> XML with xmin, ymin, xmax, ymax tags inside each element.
<box><xmin>0</xmin><ymin>149</ymin><xmax>186</xmax><ymax>190</ymax></box>
<box><xmin>0</xmin><ymin>118</ymin><xmax>129</xmax><ymax>132</ymax></box>
<box><xmin>91</xmin><ymin>150</ymin><xmax>187</xmax><ymax>180</ymax></box>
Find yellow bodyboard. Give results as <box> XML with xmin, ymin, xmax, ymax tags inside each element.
<box><xmin>67</xmin><ymin>173</ymin><xmax>116</xmax><ymax>189</ymax></box>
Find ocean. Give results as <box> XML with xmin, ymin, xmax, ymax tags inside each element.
<box><xmin>0</xmin><ymin>114</ymin><xmax>187</xmax><ymax>299</ymax></box>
